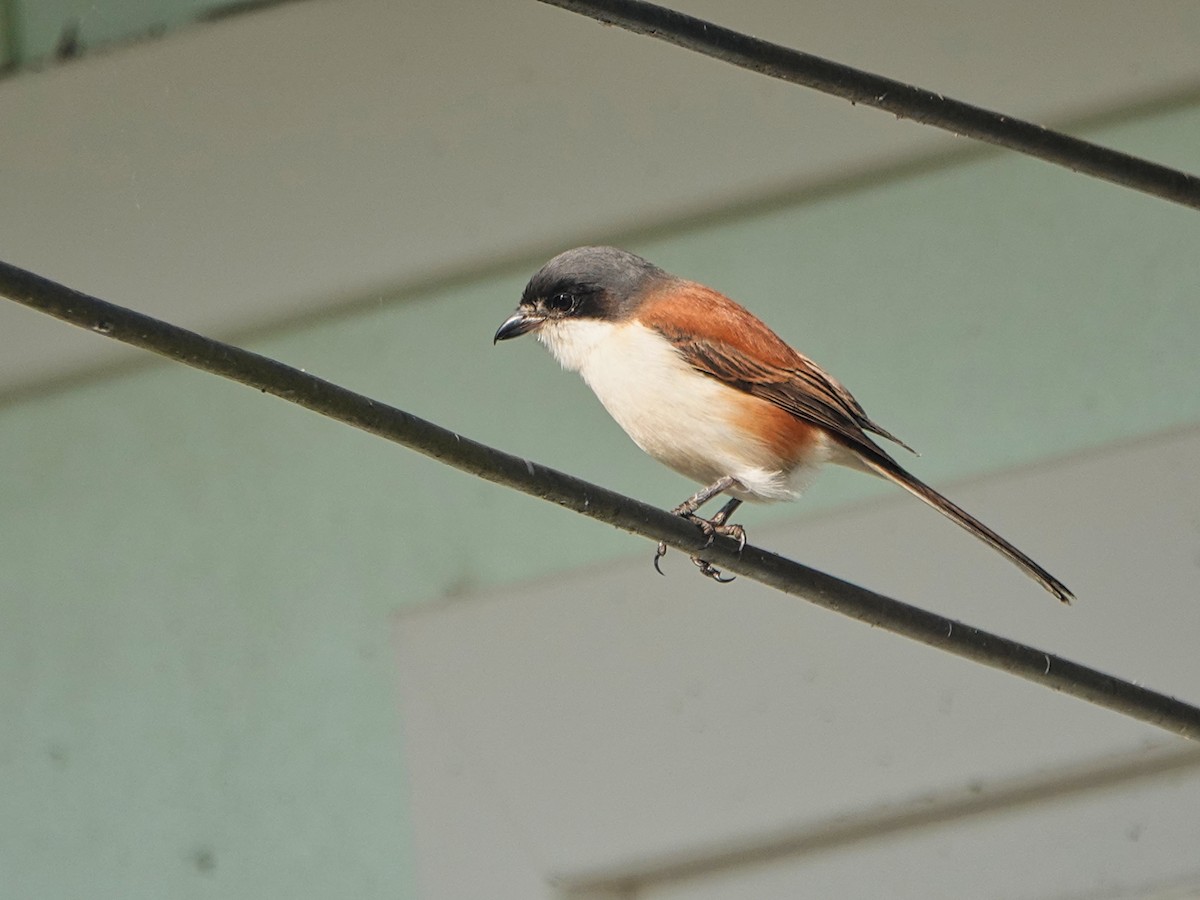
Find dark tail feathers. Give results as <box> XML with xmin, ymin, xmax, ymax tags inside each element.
<box><xmin>862</xmin><ymin>456</ymin><xmax>1073</xmax><ymax>603</ymax></box>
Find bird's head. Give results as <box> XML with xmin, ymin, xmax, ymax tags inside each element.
<box><xmin>493</xmin><ymin>246</ymin><xmax>667</xmax><ymax>346</ymax></box>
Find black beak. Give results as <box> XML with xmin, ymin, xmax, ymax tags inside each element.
<box><xmin>493</xmin><ymin>310</ymin><xmax>543</xmax><ymax>343</ymax></box>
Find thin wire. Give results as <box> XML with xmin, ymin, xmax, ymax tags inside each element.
<box><xmin>537</xmin><ymin>0</ymin><xmax>1200</xmax><ymax>212</ymax></box>
<box><xmin>2</xmin><ymin>258</ymin><xmax>1198</xmax><ymax>741</ymax></box>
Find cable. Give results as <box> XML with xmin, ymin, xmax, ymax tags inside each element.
<box><xmin>537</xmin><ymin>0</ymin><xmax>1200</xmax><ymax>211</ymax></box>
<box><xmin>2</xmin><ymin>258</ymin><xmax>1198</xmax><ymax>741</ymax></box>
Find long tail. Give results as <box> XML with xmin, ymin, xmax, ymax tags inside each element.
<box><xmin>860</xmin><ymin>455</ymin><xmax>1073</xmax><ymax>603</ymax></box>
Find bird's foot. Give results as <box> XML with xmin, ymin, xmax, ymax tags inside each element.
<box><xmin>707</xmin><ymin>504</ymin><xmax>747</xmax><ymax>552</ymax></box>
<box><xmin>653</xmin><ymin>506</ymin><xmax>747</xmax><ymax>583</ymax></box>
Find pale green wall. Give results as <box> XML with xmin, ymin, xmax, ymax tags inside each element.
<box><xmin>2</xmin><ymin>0</ymin><xmax>233</xmax><ymax>69</ymax></box>
<box><xmin>2</xmin><ymin>104</ymin><xmax>1198</xmax><ymax>897</ymax></box>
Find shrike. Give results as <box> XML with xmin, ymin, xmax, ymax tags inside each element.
<box><xmin>495</xmin><ymin>246</ymin><xmax>1071</xmax><ymax>602</ymax></box>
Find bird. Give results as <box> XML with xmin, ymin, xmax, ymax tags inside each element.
<box><xmin>494</xmin><ymin>246</ymin><xmax>1072</xmax><ymax>602</ymax></box>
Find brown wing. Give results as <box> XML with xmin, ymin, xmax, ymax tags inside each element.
<box><xmin>636</xmin><ymin>280</ymin><xmax>915</xmax><ymax>465</ymax></box>
<box><xmin>635</xmin><ymin>280</ymin><xmax>1073</xmax><ymax>603</ymax></box>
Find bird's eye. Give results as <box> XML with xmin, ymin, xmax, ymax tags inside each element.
<box><xmin>545</xmin><ymin>292</ymin><xmax>575</xmax><ymax>313</ymax></box>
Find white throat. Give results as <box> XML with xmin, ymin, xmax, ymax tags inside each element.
<box><xmin>536</xmin><ymin>318</ymin><xmax>618</xmax><ymax>373</ymax></box>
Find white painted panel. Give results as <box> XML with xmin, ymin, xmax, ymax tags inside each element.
<box><xmin>638</xmin><ymin>758</ymin><xmax>1200</xmax><ymax>900</ymax></box>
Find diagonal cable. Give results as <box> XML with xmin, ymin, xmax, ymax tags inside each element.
<box><xmin>2</xmin><ymin>258</ymin><xmax>1198</xmax><ymax>741</ymax></box>
<box><xmin>537</xmin><ymin>0</ymin><xmax>1200</xmax><ymax>211</ymax></box>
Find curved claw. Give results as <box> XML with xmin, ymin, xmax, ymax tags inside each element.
<box><xmin>653</xmin><ymin>540</ymin><xmax>668</xmax><ymax>576</ymax></box>
<box><xmin>691</xmin><ymin>556</ymin><xmax>735</xmax><ymax>583</ymax></box>
<box><xmin>715</xmin><ymin>523</ymin><xmax>747</xmax><ymax>554</ymax></box>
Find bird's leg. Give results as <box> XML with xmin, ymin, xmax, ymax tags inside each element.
<box><xmin>654</xmin><ymin>477</ymin><xmax>747</xmax><ymax>582</ymax></box>
<box><xmin>670</xmin><ymin>475</ymin><xmax>738</xmax><ymax>518</ymax></box>
<box><xmin>708</xmin><ymin>497</ymin><xmax>746</xmax><ymax>550</ymax></box>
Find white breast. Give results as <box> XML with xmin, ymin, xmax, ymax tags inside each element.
<box><xmin>537</xmin><ymin>318</ymin><xmax>829</xmax><ymax>502</ymax></box>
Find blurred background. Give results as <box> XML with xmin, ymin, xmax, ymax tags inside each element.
<box><xmin>2</xmin><ymin>2</ymin><xmax>1199</xmax><ymax>897</ymax></box>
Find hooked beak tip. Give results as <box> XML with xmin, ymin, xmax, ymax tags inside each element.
<box><xmin>493</xmin><ymin>312</ymin><xmax>541</xmax><ymax>344</ymax></box>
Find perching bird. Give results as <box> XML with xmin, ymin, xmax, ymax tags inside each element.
<box><xmin>494</xmin><ymin>246</ymin><xmax>1071</xmax><ymax>602</ymax></box>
